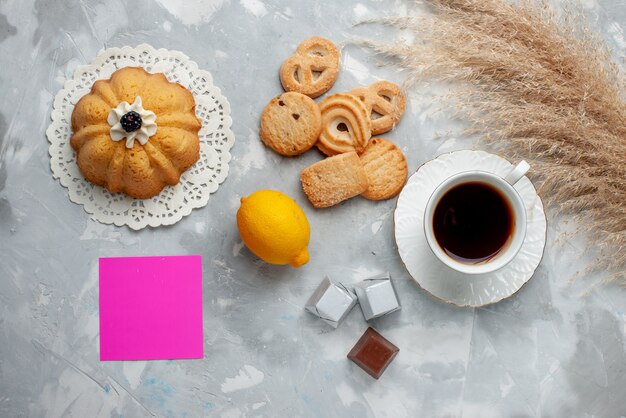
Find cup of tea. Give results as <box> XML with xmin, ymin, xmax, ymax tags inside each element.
<box><xmin>423</xmin><ymin>161</ymin><xmax>530</xmax><ymax>275</ymax></box>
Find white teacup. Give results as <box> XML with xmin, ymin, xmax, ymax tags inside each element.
<box><xmin>423</xmin><ymin>161</ymin><xmax>530</xmax><ymax>275</ymax></box>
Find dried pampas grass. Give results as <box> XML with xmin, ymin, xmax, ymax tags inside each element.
<box><xmin>360</xmin><ymin>0</ymin><xmax>626</xmax><ymax>279</ymax></box>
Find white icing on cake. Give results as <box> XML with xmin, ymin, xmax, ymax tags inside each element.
<box><xmin>107</xmin><ymin>96</ymin><xmax>157</xmax><ymax>148</ymax></box>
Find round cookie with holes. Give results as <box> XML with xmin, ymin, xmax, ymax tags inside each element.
<box><xmin>260</xmin><ymin>92</ymin><xmax>322</xmax><ymax>156</ymax></box>
<box><xmin>279</xmin><ymin>36</ymin><xmax>340</xmax><ymax>99</ymax></box>
<box><xmin>349</xmin><ymin>81</ymin><xmax>406</xmax><ymax>136</ymax></box>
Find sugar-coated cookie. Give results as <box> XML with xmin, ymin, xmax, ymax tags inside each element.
<box><xmin>349</xmin><ymin>81</ymin><xmax>406</xmax><ymax>136</ymax></box>
<box><xmin>260</xmin><ymin>92</ymin><xmax>322</xmax><ymax>156</ymax></box>
<box><xmin>317</xmin><ymin>93</ymin><xmax>372</xmax><ymax>157</ymax></box>
<box><xmin>359</xmin><ymin>138</ymin><xmax>407</xmax><ymax>200</ymax></box>
<box><xmin>300</xmin><ymin>152</ymin><xmax>368</xmax><ymax>208</ymax></box>
<box><xmin>280</xmin><ymin>36</ymin><xmax>340</xmax><ymax>99</ymax></box>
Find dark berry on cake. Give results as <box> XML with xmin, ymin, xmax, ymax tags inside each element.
<box><xmin>120</xmin><ymin>111</ymin><xmax>142</xmax><ymax>132</ymax></box>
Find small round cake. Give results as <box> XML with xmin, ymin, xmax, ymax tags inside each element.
<box><xmin>70</xmin><ymin>67</ymin><xmax>201</xmax><ymax>199</ymax></box>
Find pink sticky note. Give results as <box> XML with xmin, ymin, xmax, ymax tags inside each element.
<box><xmin>99</xmin><ymin>255</ymin><xmax>203</xmax><ymax>361</ymax></box>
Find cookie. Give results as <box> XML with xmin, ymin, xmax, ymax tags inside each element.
<box><xmin>359</xmin><ymin>138</ymin><xmax>408</xmax><ymax>200</ymax></box>
<box><xmin>280</xmin><ymin>36</ymin><xmax>340</xmax><ymax>99</ymax></box>
<box><xmin>300</xmin><ymin>152</ymin><xmax>368</xmax><ymax>208</ymax></box>
<box><xmin>349</xmin><ymin>81</ymin><xmax>407</xmax><ymax>135</ymax></box>
<box><xmin>317</xmin><ymin>93</ymin><xmax>372</xmax><ymax>157</ymax></box>
<box><xmin>260</xmin><ymin>92</ymin><xmax>322</xmax><ymax>156</ymax></box>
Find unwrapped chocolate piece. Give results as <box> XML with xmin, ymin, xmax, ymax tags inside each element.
<box><xmin>354</xmin><ymin>272</ymin><xmax>401</xmax><ymax>321</ymax></box>
<box><xmin>347</xmin><ymin>327</ymin><xmax>399</xmax><ymax>379</ymax></box>
<box><xmin>305</xmin><ymin>277</ymin><xmax>357</xmax><ymax>328</ymax></box>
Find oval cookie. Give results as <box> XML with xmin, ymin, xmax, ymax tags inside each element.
<box><xmin>260</xmin><ymin>92</ymin><xmax>322</xmax><ymax>156</ymax></box>
<box><xmin>349</xmin><ymin>81</ymin><xmax>407</xmax><ymax>135</ymax></box>
<box><xmin>360</xmin><ymin>138</ymin><xmax>407</xmax><ymax>200</ymax></box>
<box><xmin>280</xmin><ymin>36</ymin><xmax>340</xmax><ymax>99</ymax></box>
<box><xmin>317</xmin><ymin>93</ymin><xmax>372</xmax><ymax>156</ymax></box>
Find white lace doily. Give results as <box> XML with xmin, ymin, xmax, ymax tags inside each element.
<box><xmin>46</xmin><ymin>44</ymin><xmax>235</xmax><ymax>230</ymax></box>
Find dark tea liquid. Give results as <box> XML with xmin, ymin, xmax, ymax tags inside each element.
<box><xmin>433</xmin><ymin>182</ymin><xmax>514</xmax><ymax>264</ymax></box>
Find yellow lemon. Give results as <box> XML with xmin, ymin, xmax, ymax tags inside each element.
<box><xmin>237</xmin><ymin>190</ymin><xmax>310</xmax><ymax>267</ymax></box>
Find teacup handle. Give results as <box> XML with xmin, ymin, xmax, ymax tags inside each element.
<box><xmin>504</xmin><ymin>160</ymin><xmax>530</xmax><ymax>185</ymax></box>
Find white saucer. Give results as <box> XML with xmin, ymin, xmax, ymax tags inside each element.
<box><xmin>394</xmin><ymin>150</ymin><xmax>547</xmax><ymax>307</ymax></box>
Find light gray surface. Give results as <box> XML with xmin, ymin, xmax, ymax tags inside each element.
<box><xmin>1</xmin><ymin>0</ymin><xmax>625</xmax><ymax>417</ymax></box>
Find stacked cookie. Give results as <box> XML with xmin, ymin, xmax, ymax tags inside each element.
<box><xmin>260</xmin><ymin>36</ymin><xmax>408</xmax><ymax>208</ymax></box>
